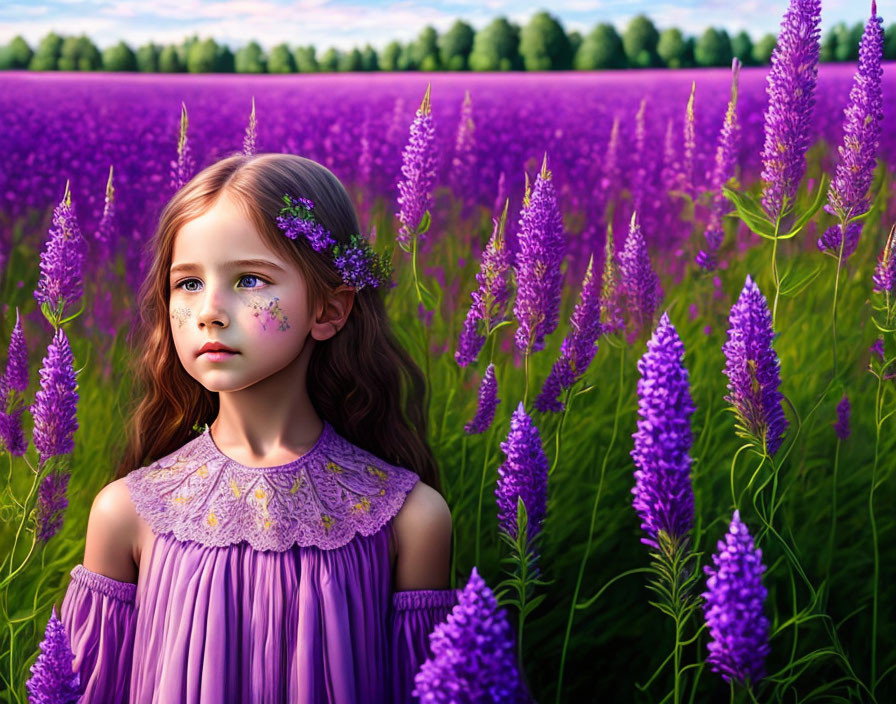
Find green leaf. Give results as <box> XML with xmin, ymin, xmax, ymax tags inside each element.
<box><xmin>722</xmin><ymin>187</ymin><xmax>777</xmax><ymax>239</ymax></box>
<box><xmin>778</xmin><ymin>263</ymin><xmax>823</xmax><ymax>298</ymax></box>
<box><xmin>418</xmin><ymin>280</ymin><xmax>437</xmax><ymax>312</ymax></box>
<box><xmin>416</xmin><ymin>210</ymin><xmax>431</xmax><ymax>236</ymax></box>
<box><xmin>778</xmin><ymin>174</ymin><xmax>828</xmax><ymax>240</ymax></box>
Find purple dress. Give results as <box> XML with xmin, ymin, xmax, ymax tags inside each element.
<box><xmin>59</xmin><ymin>420</ymin><xmax>460</xmax><ymax>703</ymax></box>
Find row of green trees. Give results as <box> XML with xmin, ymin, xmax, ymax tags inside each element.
<box><xmin>3</xmin><ymin>12</ymin><xmax>896</xmax><ymax>73</ymax></box>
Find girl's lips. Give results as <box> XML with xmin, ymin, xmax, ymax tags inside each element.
<box><xmin>201</xmin><ymin>351</ymin><xmax>238</xmax><ymax>361</ymax></box>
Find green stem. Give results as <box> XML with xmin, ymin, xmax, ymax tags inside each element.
<box><xmin>5</xmin><ymin>472</ymin><xmax>40</xmax><ymax>583</ymax></box>
<box><xmin>523</xmin><ymin>349</ymin><xmax>530</xmax><ymax>408</ymax></box>
<box><xmin>474</xmin><ymin>423</ymin><xmax>496</xmax><ymax>568</ymax></box>
<box><xmin>831</xmin><ymin>231</ymin><xmax>845</xmax><ymax>379</ymax></box>
<box><xmin>823</xmin><ymin>439</ymin><xmax>840</xmax><ymax>612</ymax></box>
<box><xmin>771</xmin><ymin>227</ymin><xmax>781</xmax><ymax>327</ymax></box>
<box><xmin>869</xmin><ymin>373</ymin><xmax>883</xmax><ymax>696</ymax></box>
<box><xmin>411</xmin><ymin>233</ymin><xmax>423</xmax><ymax>306</ymax></box>
<box><xmin>549</xmin><ymin>387</ymin><xmax>574</xmax><ymax>477</ymax></box>
<box><xmin>555</xmin><ymin>345</ymin><xmax>625</xmax><ymax>704</ymax></box>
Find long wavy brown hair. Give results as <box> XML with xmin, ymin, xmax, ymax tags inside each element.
<box><xmin>113</xmin><ymin>153</ymin><xmax>440</xmax><ymax>494</ymax></box>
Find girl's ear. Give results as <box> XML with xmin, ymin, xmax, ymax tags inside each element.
<box><xmin>311</xmin><ymin>286</ymin><xmax>355</xmax><ymax>341</ymax></box>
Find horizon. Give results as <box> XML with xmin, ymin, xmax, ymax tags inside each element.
<box><xmin>0</xmin><ymin>0</ymin><xmax>877</xmax><ymax>54</ymax></box>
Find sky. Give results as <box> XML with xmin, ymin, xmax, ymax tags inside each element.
<box><xmin>0</xmin><ymin>0</ymin><xmax>878</xmax><ymax>53</ymax></box>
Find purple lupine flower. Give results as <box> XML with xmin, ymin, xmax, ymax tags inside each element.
<box><xmin>870</xmin><ymin>337</ymin><xmax>885</xmax><ymax>360</ymax></box>
<box><xmin>834</xmin><ymin>394</ymin><xmax>850</xmax><ymax>441</ymax></box>
<box><xmin>722</xmin><ymin>275</ymin><xmax>788</xmax><ymax>457</ymax></box>
<box><xmin>759</xmin><ymin>0</ymin><xmax>822</xmax><ymax>223</ymax></box>
<box><xmin>513</xmin><ymin>155</ymin><xmax>566</xmax><ymax>354</ymax></box>
<box><xmin>358</xmin><ymin>110</ymin><xmax>373</xmax><ymax>188</ymax></box>
<box><xmin>872</xmin><ymin>225</ymin><xmax>896</xmax><ymax>295</ymax></box>
<box><xmin>698</xmin><ymin>58</ymin><xmax>742</xmax><ymax>272</ymax></box>
<box><xmin>412</xmin><ymin>566</ymin><xmax>526</xmax><ymax>703</ymax></box>
<box><xmin>93</xmin><ymin>166</ymin><xmax>116</xmax><ymax>264</ymax></box>
<box><xmin>600</xmin><ymin>227</ymin><xmax>625</xmax><ymax>335</ymax></box>
<box><xmin>682</xmin><ymin>81</ymin><xmax>697</xmax><ymax>197</ymax></box>
<box><xmin>465</xmin><ymin>364</ymin><xmax>500</xmax><ymax>434</ymax></box>
<box><xmin>630</xmin><ymin>312</ymin><xmax>695</xmax><ymax>549</ymax></box>
<box><xmin>702</xmin><ymin>510</ymin><xmax>770</xmax><ymax>687</ymax></box>
<box><xmin>396</xmin><ymin>84</ymin><xmax>437</xmax><ymax>248</ymax></box>
<box><xmin>30</xmin><ymin>328</ymin><xmax>79</xmax><ymax>465</ymax></box>
<box><xmin>2</xmin><ymin>307</ymin><xmax>29</xmax><ymax>404</ymax></box>
<box><xmin>243</xmin><ymin>96</ymin><xmax>257</xmax><ymax>156</ymax></box>
<box><xmin>450</xmin><ymin>90</ymin><xmax>476</xmax><ymax>203</ymax></box>
<box><xmin>818</xmin><ymin>3</ymin><xmax>884</xmax><ymax>260</ymax></box>
<box><xmin>25</xmin><ymin>605</ymin><xmax>80</xmax><ymax>704</ymax></box>
<box><xmin>456</xmin><ymin>204</ymin><xmax>513</xmax><ymax>367</ymax></box>
<box><xmin>0</xmin><ymin>308</ymin><xmax>29</xmax><ymax>456</ymax></box>
<box><xmin>33</xmin><ymin>470</ymin><xmax>71</xmax><ymax>543</ymax></box>
<box><xmin>598</xmin><ymin>116</ymin><xmax>622</xmax><ymax>204</ymax></box>
<box><xmin>496</xmin><ymin>401</ymin><xmax>549</xmax><ymax>542</ymax></box>
<box><xmin>33</xmin><ymin>182</ymin><xmax>87</xmax><ymax>321</ymax></box>
<box><xmin>170</xmin><ymin>102</ymin><xmax>196</xmax><ymax>192</ymax></box>
<box><xmin>618</xmin><ymin>213</ymin><xmax>663</xmax><ymax>343</ymax></box>
<box><xmin>535</xmin><ymin>254</ymin><xmax>603</xmax><ymax>413</ymax></box>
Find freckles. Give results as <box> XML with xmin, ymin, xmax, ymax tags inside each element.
<box><xmin>170</xmin><ymin>307</ymin><xmax>192</xmax><ymax>328</ymax></box>
<box><xmin>244</xmin><ymin>295</ymin><xmax>290</xmax><ymax>333</ymax></box>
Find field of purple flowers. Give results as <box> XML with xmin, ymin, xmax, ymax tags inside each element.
<box><xmin>1</xmin><ymin>1</ymin><xmax>896</xmax><ymax>702</ymax></box>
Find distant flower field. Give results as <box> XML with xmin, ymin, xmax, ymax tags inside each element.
<box><xmin>1</xmin><ymin>12</ymin><xmax>896</xmax><ymax>702</ymax></box>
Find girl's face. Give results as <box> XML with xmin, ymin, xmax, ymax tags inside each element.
<box><xmin>168</xmin><ymin>192</ymin><xmax>315</xmax><ymax>392</ymax></box>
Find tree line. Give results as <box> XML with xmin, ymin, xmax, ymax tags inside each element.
<box><xmin>2</xmin><ymin>12</ymin><xmax>895</xmax><ymax>73</ymax></box>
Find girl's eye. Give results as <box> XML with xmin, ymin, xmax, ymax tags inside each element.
<box><xmin>174</xmin><ymin>275</ymin><xmax>269</xmax><ymax>292</ymax></box>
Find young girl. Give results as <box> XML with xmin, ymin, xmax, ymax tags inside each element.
<box><xmin>59</xmin><ymin>153</ymin><xmax>458</xmax><ymax>703</ymax></box>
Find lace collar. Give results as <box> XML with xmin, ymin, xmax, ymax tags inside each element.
<box><xmin>124</xmin><ymin>420</ymin><xmax>420</xmax><ymax>552</ymax></box>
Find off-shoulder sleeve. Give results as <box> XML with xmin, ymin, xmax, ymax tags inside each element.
<box><xmin>59</xmin><ymin>564</ymin><xmax>137</xmax><ymax>704</ymax></box>
<box><xmin>390</xmin><ymin>587</ymin><xmax>461</xmax><ymax>703</ymax></box>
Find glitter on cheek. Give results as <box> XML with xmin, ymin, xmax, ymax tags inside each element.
<box><xmin>244</xmin><ymin>294</ymin><xmax>291</xmax><ymax>333</ymax></box>
<box><xmin>170</xmin><ymin>307</ymin><xmax>192</xmax><ymax>328</ymax></box>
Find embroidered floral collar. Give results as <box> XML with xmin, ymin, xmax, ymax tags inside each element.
<box><xmin>124</xmin><ymin>420</ymin><xmax>420</xmax><ymax>552</ymax></box>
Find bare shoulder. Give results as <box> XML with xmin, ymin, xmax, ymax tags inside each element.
<box><xmin>82</xmin><ymin>478</ymin><xmax>140</xmax><ymax>584</ymax></box>
<box><xmin>392</xmin><ymin>481</ymin><xmax>453</xmax><ymax>591</ymax></box>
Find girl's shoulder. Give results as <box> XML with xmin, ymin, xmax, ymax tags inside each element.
<box><xmin>82</xmin><ymin>477</ymin><xmax>142</xmax><ymax>583</ymax></box>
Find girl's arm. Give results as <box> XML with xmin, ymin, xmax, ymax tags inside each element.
<box><xmin>389</xmin><ymin>481</ymin><xmax>460</xmax><ymax>703</ymax></box>
<box><xmin>57</xmin><ymin>479</ymin><xmax>139</xmax><ymax>703</ymax></box>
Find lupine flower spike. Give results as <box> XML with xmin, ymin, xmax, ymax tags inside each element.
<box><xmin>396</xmin><ymin>83</ymin><xmax>437</xmax><ymax>250</ymax></box>
<box><xmin>243</xmin><ymin>96</ymin><xmax>258</xmax><ymax>156</ymax></box>
<box><xmin>617</xmin><ymin>212</ymin><xmax>662</xmax><ymax>343</ymax></box>
<box><xmin>535</xmin><ymin>253</ymin><xmax>602</xmax><ymax>413</ymax></box>
<box><xmin>496</xmin><ymin>401</ymin><xmax>549</xmax><ymax>543</ymax></box>
<box><xmin>631</xmin><ymin>312</ymin><xmax>695</xmax><ymax>550</ymax></box>
<box><xmin>722</xmin><ymin>275</ymin><xmax>788</xmax><ymax>457</ymax></box>
<box><xmin>0</xmin><ymin>307</ymin><xmax>28</xmax><ymax>456</ymax></box>
<box><xmin>834</xmin><ymin>394</ymin><xmax>850</xmax><ymax>441</ymax></box>
<box><xmin>25</xmin><ymin>605</ymin><xmax>80</xmax><ymax>704</ymax></box>
<box><xmin>513</xmin><ymin>153</ymin><xmax>566</xmax><ymax>354</ymax></box>
<box><xmin>412</xmin><ymin>567</ymin><xmax>528</xmax><ymax>703</ymax></box>
<box><xmin>702</xmin><ymin>510</ymin><xmax>770</xmax><ymax>688</ymax></box>
<box><xmin>34</xmin><ymin>180</ymin><xmax>87</xmax><ymax>328</ymax></box>
<box><xmin>818</xmin><ymin>1</ymin><xmax>884</xmax><ymax>260</ymax></box>
<box><xmin>759</xmin><ymin>0</ymin><xmax>822</xmax><ymax>224</ymax></box>
<box><xmin>30</xmin><ymin>327</ymin><xmax>79</xmax><ymax>469</ymax></box>
<box><xmin>170</xmin><ymin>102</ymin><xmax>196</xmax><ymax>192</ymax></box>
<box><xmin>465</xmin><ymin>363</ymin><xmax>500</xmax><ymax>435</ymax></box>
<box><xmin>456</xmin><ymin>199</ymin><xmax>513</xmax><ymax>367</ymax></box>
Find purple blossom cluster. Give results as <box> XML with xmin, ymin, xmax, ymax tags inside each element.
<box><xmin>456</xmin><ymin>208</ymin><xmax>513</xmax><ymax>367</ymax></box>
<box><xmin>465</xmin><ymin>363</ymin><xmax>500</xmax><ymax>435</ymax></box>
<box><xmin>170</xmin><ymin>103</ymin><xmax>196</xmax><ymax>192</ymax></box>
<box><xmin>30</xmin><ymin>328</ymin><xmax>79</xmax><ymax>465</ymax></box>
<box><xmin>396</xmin><ymin>85</ymin><xmax>437</xmax><ymax>248</ymax></box>
<box><xmin>698</xmin><ymin>58</ymin><xmax>741</xmax><ymax>272</ymax></box>
<box><xmin>0</xmin><ymin>309</ymin><xmax>29</xmax><ymax>456</ymax></box>
<box><xmin>722</xmin><ymin>275</ymin><xmax>788</xmax><ymax>457</ymax></box>
<box><xmin>243</xmin><ymin>98</ymin><xmax>258</xmax><ymax>157</ymax></box>
<box><xmin>872</xmin><ymin>226</ymin><xmax>896</xmax><ymax>294</ymax></box>
<box><xmin>702</xmin><ymin>510</ymin><xmax>770</xmax><ymax>687</ymax></box>
<box><xmin>759</xmin><ymin>0</ymin><xmax>822</xmax><ymax>223</ymax></box>
<box><xmin>26</xmin><ymin>605</ymin><xmax>80</xmax><ymax>704</ymax></box>
<box><xmin>496</xmin><ymin>401</ymin><xmax>549</xmax><ymax>543</ymax></box>
<box><xmin>513</xmin><ymin>157</ymin><xmax>566</xmax><ymax>354</ymax></box>
<box><xmin>630</xmin><ymin>312</ymin><xmax>695</xmax><ymax>549</ymax></box>
<box><xmin>33</xmin><ymin>185</ymin><xmax>86</xmax><ymax>320</ymax></box>
<box><xmin>412</xmin><ymin>566</ymin><xmax>527</xmax><ymax>703</ymax></box>
<box><xmin>276</xmin><ymin>196</ymin><xmax>337</xmax><ymax>251</ymax></box>
<box><xmin>535</xmin><ymin>254</ymin><xmax>602</xmax><ymax>413</ymax></box>
<box><xmin>33</xmin><ymin>470</ymin><xmax>71</xmax><ymax>543</ymax></box>
<box><xmin>818</xmin><ymin>2</ymin><xmax>884</xmax><ymax>259</ymax></box>
<box><xmin>834</xmin><ymin>394</ymin><xmax>851</xmax><ymax>441</ymax></box>
<box><xmin>617</xmin><ymin>214</ymin><xmax>662</xmax><ymax>342</ymax></box>
<box><xmin>450</xmin><ymin>90</ymin><xmax>476</xmax><ymax>210</ymax></box>
<box><xmin>599</xmin><ymin>229</ymin><xmax>625</xmax><ymax>335</ymax></box>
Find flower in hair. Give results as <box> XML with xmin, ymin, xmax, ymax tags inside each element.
<box><xmin>276</xmin><ymin>194</ymin><xmax>393</xmax><ymax>291</ymax></box>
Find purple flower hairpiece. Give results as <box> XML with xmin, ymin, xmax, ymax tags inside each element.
<box><xmin>276</xmin><ymin>194</ymin><xmax>393</xmax><ymax>291</ymax></box>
